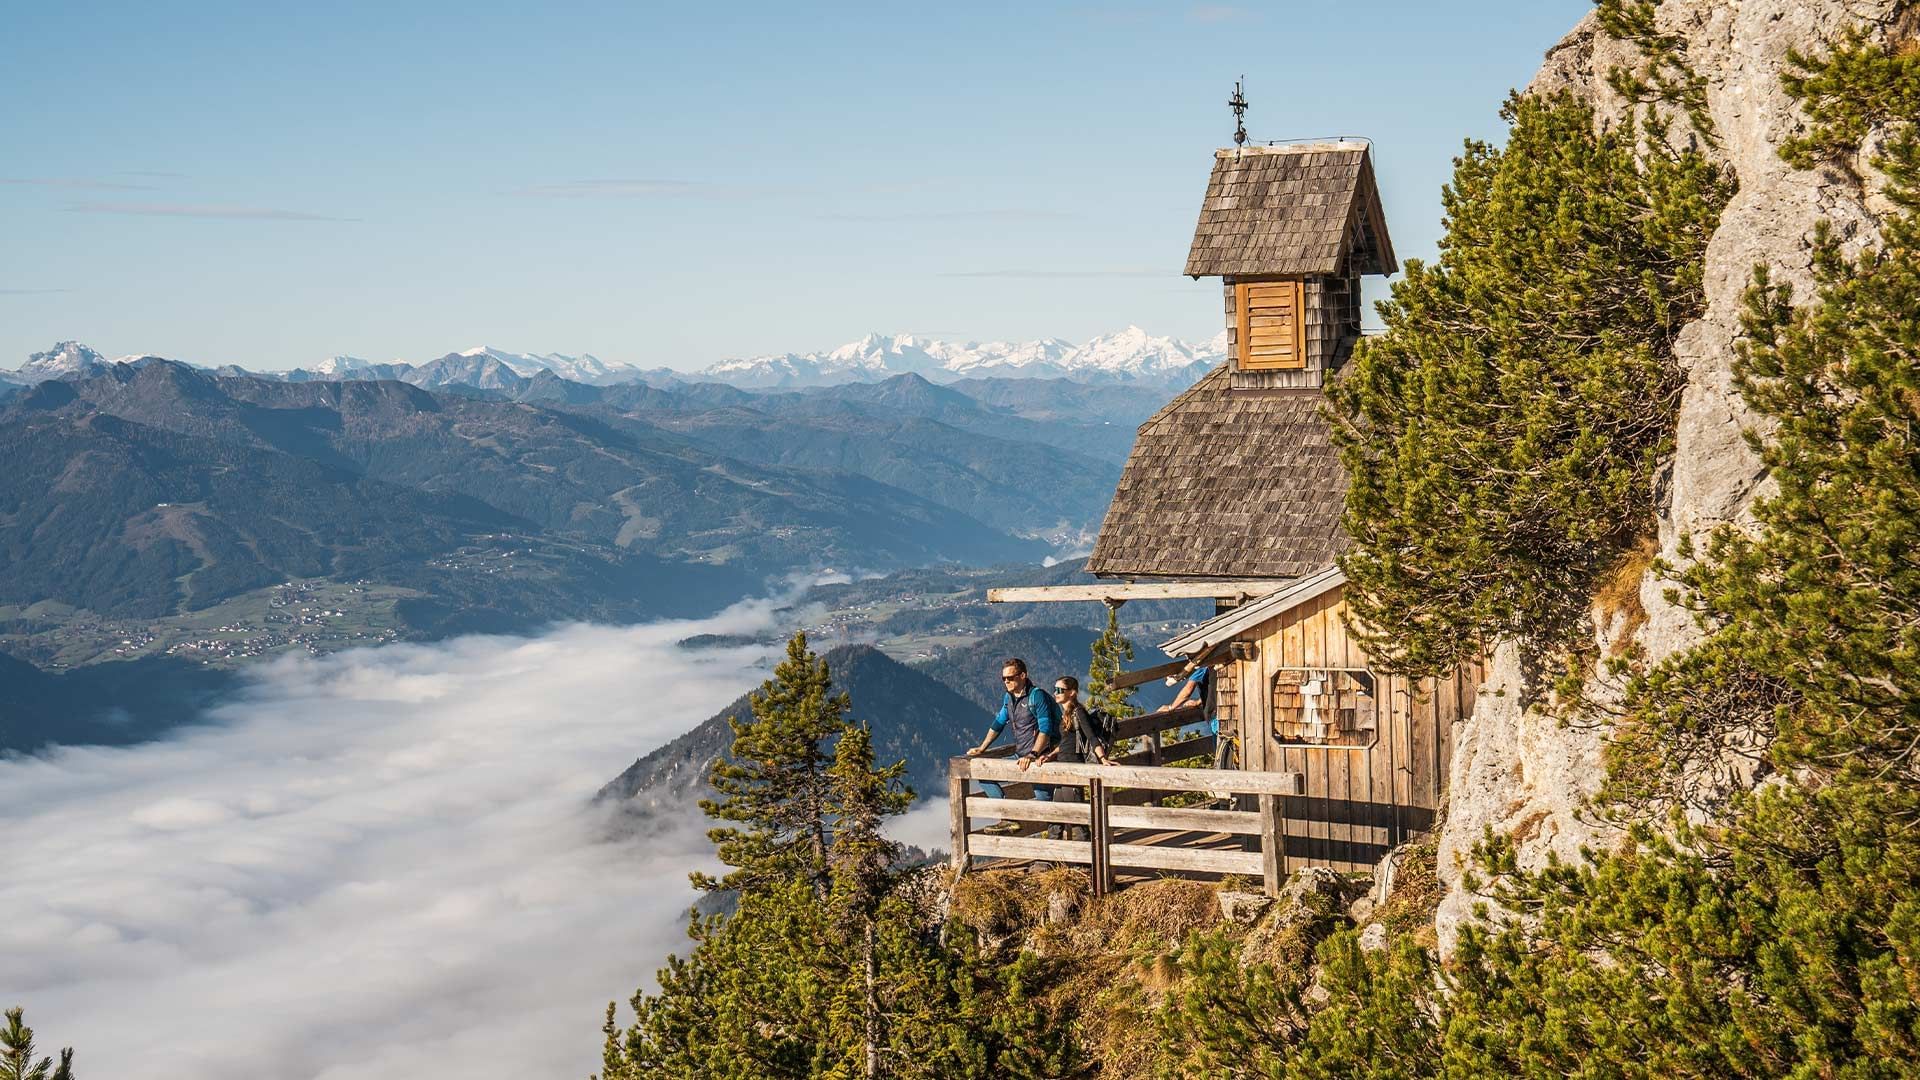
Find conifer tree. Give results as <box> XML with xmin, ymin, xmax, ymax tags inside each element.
<box><xmin>1330</xmin><ymin>91</ymin><xmax>1732</xmax><ymax>678</ymax></box>
<box><xmin>824</xmin><ymin>723</ymin><xmax>910</xmax><ymax>1079</ymax></box>
<box><xmin>604</xmin><ymin>635</ymin><xmax>1088</xmax><ymax>1079</ymax></box>
<box><xmin>694</xmin><ymin>631</ymin><xmax>851</xmax><ymax>897</ymax></box>
<box><xmin>1</xmin><ymin>1008</ymin><xmax>74</xmax><ymax>1080</ymax></box>
<box><xmin>1085</xmin><ymin>604</ymin><xmax>1139</xmax><ymax>721</ymax></box>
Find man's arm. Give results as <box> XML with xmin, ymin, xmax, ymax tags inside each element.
<box><xmin>967</xmin><ymin>700</ymin><xmax>1010</xmax><ymax>756</ymax></box>
<box><xmin>1023</xmin><ymin>690</ymin><xmax>1058</xmax><ymax>767</ymax></box>
<box><xmin>1159</xmin><ymin>666</ymin><xmax>1206</xmax><ymax>712</ymax></box>
<box><xmin>1027</xmin><ymin>730</ymin><xmax>1051</xmax><ymax>760</ymax></box>
<box><xmin>1159</xmin><ymin>681</ymin><xmax>1197</xmax><ymax>713</ymax></box>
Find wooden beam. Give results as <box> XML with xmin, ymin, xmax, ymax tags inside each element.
<box><xmin>1108</xmin><ymin>842</ymin><xmax>1265</xmax><ymax>876</ymax></box>
<box><xmin>1108</xmin><ymin>703</ymin><xmax>1206</xmax><ymax>741</ymax></box>
<box><xmin>968</xmin><ymin>833</ymin><xmax>1094</xmax><ymax>864</ymax></box>
<box><xmin>1116</xmin><ymin>735</ymin><xmax>1216</xmax><ymax>768</ymax></box>
<box><xmin>1090</xmin><ymin>778</ymin><xmax>1112</xmax><ymax>897</ymax></box>
<box><xmin>963</xmin><ymin>796</ymin><xmax>1094</xmax><ymax>825</ymax></box>
<box><xmin>988</xmin><ymin>581</ymin><xmax>1288</xmax><ymax>604</ymax></box>
<box><xmin>1107</xmin><ymin>803</ymin><xmax>1263</xmax><ymax>835</ymax></box>
<box><xmin>960</xmin><ymin>756</ymin><xmax>1304</xmax><ymax>796</ymax></box>
<box><xmin>1112</xmin><ymin>659</ymin><xmax>1188</xmax><ymax>691</ymax></box>
<box><xmin>1259</xmin><ymin>793</ymin><xmax>1284</xmax><ymax>895</ymax></box>
<box><xmin>949</xmin><ymin>766</ymin><xmax>970</xmax><ymax>875</ymax></box>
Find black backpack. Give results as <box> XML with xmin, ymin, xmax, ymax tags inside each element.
<box><xmin>1080</xmin><ymin>706</ymin><xmax>1118</xmax><ymax>751</ymax></box>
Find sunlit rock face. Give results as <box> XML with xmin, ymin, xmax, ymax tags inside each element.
<box><xmin>1434</xmin><ymin>0</ymin><xmax>1906</xmax><ymax>955</ymax></box>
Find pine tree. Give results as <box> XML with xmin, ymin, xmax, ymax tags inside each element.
<box><xmin>603</xmin><ymin>635</ymin><xmax>1089</xmax><ymax>1079</ymax></box>
<box><xmin>1329</xmin><ymin>91</ymin><xmax>1732</xmax><ymax>679</ymax></box>
<box><xmin>1085</xmin><ymin>605</ymin><xmax>1140</xmax><ymax>722</ymax></box>
<box><xmin>694</xmin><ymin>631</ymin><xmax>851</xmax><ymax>897</ymax></box>
<box><xmin>824</xmin><ymin>723</ymin><xmax>911</xmax><ymax>1079</ymax></box>
<box><xmin>1</xmin><ymin>1008</ymin><xmax>74</xmax><ymax>1080</ymax></box>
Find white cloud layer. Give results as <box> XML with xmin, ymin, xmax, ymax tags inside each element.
<box><xmin>0</xmin><ymin>601</ymin><xmax>800</xmax><ymax>1079</ymax></box>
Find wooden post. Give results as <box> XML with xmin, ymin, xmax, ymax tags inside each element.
<box><xmin>1259</xmin><ymin>793</ymin><xmax>1285</xmax><ymax>897</ymax></box>
<box><xmin>1089</xmin><ymin>777</ymin><xmax>1111</xmax><ymax>897</ymax></box>
<box><xmin>949</xmin><ymin>761</ymin><xmax>970</xmax><ymax>876</ymax></box>
<box><xmin>1148</xmin><ymin>730</ymin><xmax>1164</xmax><ymax>806</ymax></box>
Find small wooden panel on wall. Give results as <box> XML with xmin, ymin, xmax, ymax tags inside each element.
<box><xmin>1235</xmin><ymin>280</ymin><xmax>1306</xmax><ymax>371</ymax></box>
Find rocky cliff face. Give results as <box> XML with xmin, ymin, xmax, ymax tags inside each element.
<box><xmin>1435</xmin><ymin>0</ymin><xmax>1909</xmax><ymax>952</ymax></box>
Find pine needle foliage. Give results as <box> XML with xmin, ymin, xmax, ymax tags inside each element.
<box><xmin>1086</xmin><ymin>605</ymin><xmax>1141</xmax><ymax>721</ymax></box>
<box><xmin>1594</xmin><ymin>0</ymin><xmax>1718</xmax><ymax>142</ymax></box>
<box><xmin>694</xmin><ymin>631</ymin><xmax>854</xmax><ymax>896</ymax></box>
<box><xmin>0</xmin><ymin>1009</ymin><xmax>73</xmax><ymax>1080</ymax></box>
<box><xmin>603</xmin><ymin>633</ymin><xmax>1087</xmax><ymax>1079</ymax></box>
<box><xmin>1780</xmin><ymin>27</ymin><xmax>1920</xmax><ymax>171</ymax></box>
<box><xmin>1329</xmin><ymin>90</ymin><xmax>1732</xmax><ymax>679</ymax></box>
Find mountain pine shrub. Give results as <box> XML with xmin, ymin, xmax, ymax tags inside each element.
<box><xmin>1330</xmin><ymin>90</ymin><xmax>1732</xmax><ymax>680</ymax></box>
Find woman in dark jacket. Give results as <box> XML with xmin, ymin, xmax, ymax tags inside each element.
<box><xmin>1045</xmin><ymin>676</ymin><xmax>1114</xmax><ymax>767</ymax></box>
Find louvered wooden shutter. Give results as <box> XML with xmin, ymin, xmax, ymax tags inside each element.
<box><xmin>1235</xmin><ymin>280</ymin><xmax>1306</xmax><ymax>370</ymax></box>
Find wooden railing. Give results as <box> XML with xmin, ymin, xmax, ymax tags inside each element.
<box><xmin>948</xmin><ymin>704</ymin><xmax>1304</xmax><ymax>896</ymax></box>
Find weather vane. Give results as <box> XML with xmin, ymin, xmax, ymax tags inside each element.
<box><xmin>1228</xmin><ymin>77</ymin><xmax>1248</xmax><ymax>147</ymax></box>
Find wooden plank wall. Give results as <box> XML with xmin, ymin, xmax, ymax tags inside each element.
<box><xmin>1228</xmin><ymin>585</ymin><xmax>1480</xmax><ymax>872</ymax></box>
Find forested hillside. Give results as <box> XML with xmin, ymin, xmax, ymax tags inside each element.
<box><xmin>0</xmin><ymin>363</ymin><xmax>1079</xmax><ymax>634</ymax></box>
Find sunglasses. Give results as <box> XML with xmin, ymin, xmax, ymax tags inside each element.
<box><xmin>1052</xmin><ymin>686</ymin><xmax>1072</xmax><ymax>695</ymax></box>
<box><xmin>1001</xmin><ymin>674</ymin><xmax>1023</xmax><ymax>683</ymax></box>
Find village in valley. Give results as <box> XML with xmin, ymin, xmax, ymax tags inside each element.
<box><xmin>0</xmin><ymin>580</ymin><xmax>407</xmax><ymax>669</ymax></box>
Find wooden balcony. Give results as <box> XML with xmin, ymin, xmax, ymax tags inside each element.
<box><xmin>947</xmin><ymin>705</ymin><xmax>1304</xmax><ymax>897</ymax></box>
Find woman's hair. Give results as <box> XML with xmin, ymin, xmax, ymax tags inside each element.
<box><xmin>1055</xmin><ymin>675</ymin><xmax>1079</xmax><ymax>693</ymax></box>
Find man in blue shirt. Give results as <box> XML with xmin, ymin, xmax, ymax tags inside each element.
<box><xmin>1160</xmin><ymin>662</ymin><xmax>1213</xmax><ymax>725</ymax></box>
<box><xmin>964</xmin><ymin>657</ymin><xmax>1062</xmax><ymax>815</ymax></box>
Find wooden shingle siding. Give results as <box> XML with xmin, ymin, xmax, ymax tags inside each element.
<box><xmin>1185</xmin><ymin>143</ymin><xmax>1397</xmax><ymax>279</ymax></box>
<box><xmin>1086</xmin><ymin>365</ymin><xmax>1347</xmax><ymax>579</ymax></box>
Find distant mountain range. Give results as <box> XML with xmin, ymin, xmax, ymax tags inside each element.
<box><xmin>3</xmin><ymin>360</ymin><xmax>1100</xmax><ymax>623</ymax></box>
<box><xmin>0</xmin><ymin>351</ymin><xmax>1196</xmax><ymax>645</ymax></box>
<box><xmin>698</xmin><ymin>327</ymin><xmax>1226</xmax><ymax>388</ymax></box>
<box><xmin>3</xmin><ymin>328</ymin><xmax>1224</xmax><ymax>395</ymax></box>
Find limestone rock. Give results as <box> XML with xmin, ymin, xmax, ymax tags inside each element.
<box><xmin>1046</xmin><ymin>889</ymin><xmax>1077</xmax><ymax>926</ymax></box>
<box><xmin>1282</xmin><ymin>865</ymin><xmax>1347</xmax><ymax>909</ymax></box>
<box><xmin>1435</xmin><ymin>0</ymin><xmax>1905</xmax><ymax>956</ymax></box>
<box><xmin>1217</xmin><ymin>890</ymin><xmax>1275</xmax><ymax>927</ymax></box>
<box><xmin>1358</xmin><ymin>922</ymin><xmax>1389</xmax><ymax>953</ymax></box>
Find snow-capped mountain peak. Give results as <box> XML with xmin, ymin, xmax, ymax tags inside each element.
<box><xmin>20</xmin><ymin>341</ymin><xmax>110</xmax><ymax>378</ymax></box>
<box><xmin>700</xmin><ymin>329</ymin><xmax>1221</xmax><ymax>388</ymax></box>
<box><xmin>313</xmin><ymin>355</ymin><xmax>381</xmax><ymax>376</ymax></box>
<box><xmin>1058</xmin><ymin>325</ymin><xmax>1206</xmax><ymax>377</ymax></box>
<box><xmin>453</xmin><ymin>345</ymin><xmax>635</xmax><ymax>385</ymax></box>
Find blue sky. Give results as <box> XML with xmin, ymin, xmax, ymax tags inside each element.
<box><xmin>1</xmin><ymin>1</ymin><xmax>1591</xmax><ymax>371</ymax></box>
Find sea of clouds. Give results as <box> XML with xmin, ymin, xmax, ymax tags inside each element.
<box><xmin>0</xmin><ymin>595</ymin><xmax>932</xmax><ymax>1079</ymax></box>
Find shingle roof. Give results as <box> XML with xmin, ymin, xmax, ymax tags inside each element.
<box><xmin>1184</xmin><ymin>142</ymin><xmax>1396</xmax><ymax>278</ymax></box>
<box><xmin>1087</xmin><ymin>364</ymin><xmax>1348</xmax><ymax>580</ymax></box>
